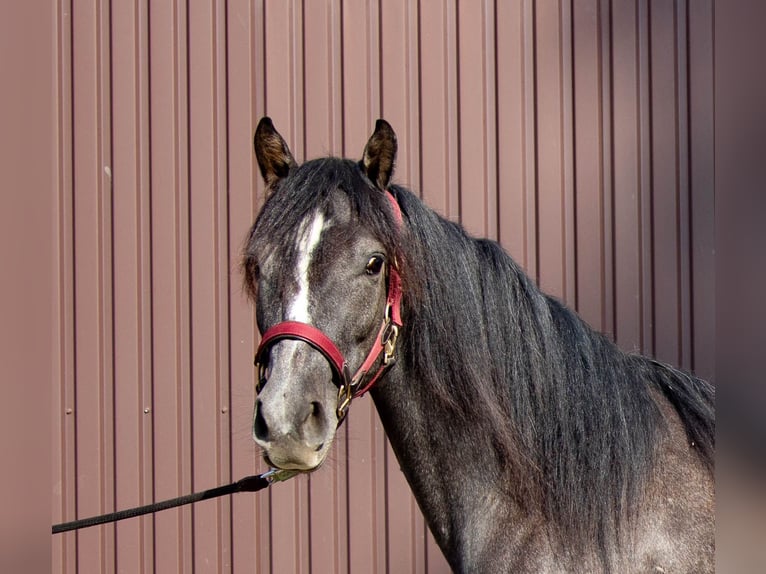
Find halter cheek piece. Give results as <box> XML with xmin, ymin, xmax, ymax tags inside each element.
<box><xmin>253</xmin><ymin>191</ymin><xmax>404</xmax><ymax>421</ymax></box>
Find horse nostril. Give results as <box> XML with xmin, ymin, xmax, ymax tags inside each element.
<box><xmin>253</xmin><ymin>400</ymin><xmax>269</xmax><ymax>442</ymax></box>
<box><xmin>304</xmin><ymin>401</ymin><xmax>325</xmax><ymax>431</ymax></box>
<box><xmin>304</xmin><ymin>402</ymin><xmax>327</xmax><ymax>448</ymax></box>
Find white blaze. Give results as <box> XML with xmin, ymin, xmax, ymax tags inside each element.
<box><xmin>260</xmin><ymin>211</ymin><xmax>327</xmax><ymax>437</ymax></box>
<box><xmin>287</xmin><ymin>211</ymin><xmax>325</xmax><ymax>321</ymax></box>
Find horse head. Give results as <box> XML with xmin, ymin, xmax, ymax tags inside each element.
<box><xmin>244</xmin><ymin>117</ymin><xmax>401</xmax><ymax>471</ymax></box>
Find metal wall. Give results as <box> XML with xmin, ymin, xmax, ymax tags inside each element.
<box><xmin>52</xmin><ymin>1</ymin><xmax>714</xmax><ymax>572</ymax></box>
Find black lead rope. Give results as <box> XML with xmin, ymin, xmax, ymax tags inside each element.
<box><xmin>52</xmin><ymin>469</ymin><xmax>298</xmax><ymax>535</ymax></box>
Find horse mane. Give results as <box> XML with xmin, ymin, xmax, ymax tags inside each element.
<box><xmin>242</xmin><ymin>157</ymin><xmax>715</xmax><ymax>563</ymax></box>
<box><xmin>389</xmin><ymin>183</ymin><xmax>715</xmax><ymax>559</ymax></box>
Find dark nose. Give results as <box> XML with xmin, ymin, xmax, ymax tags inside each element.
<box><xmin>253</xmin><ymin>398</ymin><xmax>329</xmax><ymax>446</ymax></box>
<box><xmin>253</xmin><ymin>400</ymin><xmax>269</xmax><ymax>442</ymax></box>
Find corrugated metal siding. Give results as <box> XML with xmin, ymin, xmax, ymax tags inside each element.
<box><xmin>52</xmin><ymin>1</ymin><xmax>714</xmax><ymax>572</ymax></box>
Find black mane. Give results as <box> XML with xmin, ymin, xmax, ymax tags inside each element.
<box><xmin>391</xmin><ymin>183</ymin><xmax>714</xmax><ymax>557</ymax></box>
<box><xmin>243</xmin><ymin>158</ymin><xmax>715</xmax><ymax>561</ymax></box>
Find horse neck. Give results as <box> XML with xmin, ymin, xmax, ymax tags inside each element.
<box><xmin>369</xmin><ymin>369</ymin><xmax>534</xmax><ymax>570</ymax></box>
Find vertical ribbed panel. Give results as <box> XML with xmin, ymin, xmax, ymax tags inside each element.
<box><xmin>148</xmin><ymin>0</ymin><xmax>194</xmax><ymax>571</ymax></box>
<box><xmin>52</xmin><ymin>2</ymin><xmax>715</xmax><ymax>572</ymax></box>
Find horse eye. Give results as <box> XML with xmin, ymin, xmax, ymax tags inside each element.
<box><xmin>366</xmin><ymin>255</ymin><xmax>385</xmax><ymax>276</ymax></box>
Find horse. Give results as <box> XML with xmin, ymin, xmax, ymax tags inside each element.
<box><xmin>242</xmin><ymin>117</ymin><xmax>715</xmax><ymax>573</ymax></box>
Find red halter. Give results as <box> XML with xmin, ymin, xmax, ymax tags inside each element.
<box><xmin>254</xmin><ymin>191</ymin><xmax>403</xmax><ymax>420</ymax></box>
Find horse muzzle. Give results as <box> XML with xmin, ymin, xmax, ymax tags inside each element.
<box><xmin>252</xmin><ymin>399</ymin><xmax>335</xmax><ymax>471</ymax></box>
<box><xmin>252</xmin><ymin>339</ymin><xmax>339</xmax><ymax>470</ymax></box>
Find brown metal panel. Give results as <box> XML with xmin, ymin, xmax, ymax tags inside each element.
<box><xmin>458</xmin><ymin>0</ymin><xmax>497</xmax><ymax>241</ymax></box>
<box><xmin>560</xmin><ymin>0</ymin><xmax>577</xmax><ymax>308</ymax></box>
<box><xmin>214</xmin><ymin>0</ymin><xmax>235</xmax><ymax>565</ymax></box>
<box><xmin>264</xmin><ymin>0</ymin><xmax>304</xmax><ymax>157</ymax></box>
<box><xmin>610</xmin><ymin>0</ymin><xmax>643</xmax><ymax>351</ymax></box>
<box><xmin>303</xmin><ymin>0</ymin><xmax>343</xmax><ymax>156</ymax></box>
<box><xmin>307</xmin><ymin>460</ymin><xmax>347</xmax><ymax>574</ymax></box>
<box><xmin>419</xmin><ymin>1</ymin><xmax>459</xmax><ymax>218</ymax></box>
<box><xmin>187</xmin><ymin>0</ymin><xmax>231</xmax><ymax>571</ymax></box>
<box><xmin>1</xmin><ymin>3</ymin><xmax>55</xmax><ymax>571</ymax></box>
<box><xmin>53</xmin><ymin>1</ymin><xmax>77</xmax><ymax>572</ymax></box>
<box><xmin>494</xmin><ymin>0</ymin><xmax>541</xmax><ymax>280</ymax></box>
<box><xmin>534</xmin><ymin>0</ymin><xmax>577</xmax><ymax>307</ymax></box>
<box><xmin>598</xmin><ymin>0</ymin><xmax>616</xmax><ymax>339</ymax></box>
<box><xmin>522</xmin><ymin>0</ymin><xmax>539</xmax><ymax>281</ymax></box>
<box><xmin>637</xmin><ymin>0</ymin><xmax>654</xmax><ymax>355</ymax></box>
<box><xmin>496</xmin><ymin>1</ymin><xmax>530</xmax><ymax>266</ymax></box>
<box><xmin>343</xmin><ymin>1</ymin><xmax>380</xmax><ymax>141</ymax></box>
<box><xmin>688</xmin><ymin>0</ymin><xmax>715</xmax><ymax>381</ymax></box>
<box><xmin>650</xmin><ymin>0</ymin><xmax>683</xmax><ymax>366</ymax></box>
<box><xmin>71</xmin><ymin>1</ymin><xmax>116</xmax><ymax>570</ymax></box>
<box><xmin>226</xmin><ymin>1</ymin><xmax>269</xmax><ymax>573</ymax></box>
<box><xmin>381</xmin><ymin>0</ymin><xmax>421</xmax><ymax>189</ymax></box>
<box><xmin>535</xmin><ymin>0</ymin><xmax>567</xmax><ymax>300</ymax></box>
<box><xmin>148</xmin><ymin>0</ymin><xmax>195</xmax><ymax>571</ymax></box>
<box><xmin>572</xmin><ymin>0</ymin><xmax>606</xmax><ymax>331</ymax></box>
<box><xmin>111</xmin><ymin>1</ymin><xmax>154</xmax><ymax>570</ymax></box>
<box><xmin>344</xmin><ymin>399</ymin><xmax>388</xmax><ymax>574</ymax></box>
<box><xmin>674</xmin><ymin>1</ymin><xmax>693</xmax><ymax>371</ymax></box>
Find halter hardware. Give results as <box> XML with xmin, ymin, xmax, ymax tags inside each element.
<box><xmin>379</xmin><ymin>298</ymin><xmax>401</xmax><ymax>365</ymax></box>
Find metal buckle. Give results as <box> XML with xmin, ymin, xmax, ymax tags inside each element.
<box><xmin>336</xmin><ymin>364</ymin><xmax>353</xmax><ymax>420</ymax></box>
<box><xmin>336</xmin><ymin>385</ymin><xmax>351</xmax><ymax>420</ymax></box>
<box><xmin>260</xmin><ymin>468</ymin><xmax>301</xmax><ymax>483</ymax></box>
<box><xmin>382</xmin><ymin>323</ymin><xmax>399</xmax><ymax>365</ymax></box>
<box><xmin>336</xmin><ymin>385</ymin><xmax>352</xmax><ymax>420</ymax></box>
<box><xmin>380</xmin><ymin>305</ymin><xmax>399</xmax><ymax>366</ymax></box>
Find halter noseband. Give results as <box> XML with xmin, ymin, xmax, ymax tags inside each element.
<box><xmin>253</xmin><ymin>191</ymin><xmax>404</xmax><ymax>421</ymax></box>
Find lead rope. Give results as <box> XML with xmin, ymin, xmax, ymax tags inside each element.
<box><xmin>51</xmin><ymin>468</ymin><xmax>298</xmax><ymax>534</ymax></box>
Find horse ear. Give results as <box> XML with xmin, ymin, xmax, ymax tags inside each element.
<box><xmin>361</xmin><ymin>119</ymin><xmax>397</xmax><ymax>190</ymax></box>
<box><xmin>253</xmin><ymin>117</ymin><xmax>297</xmax><ymax>188</ymax></box>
